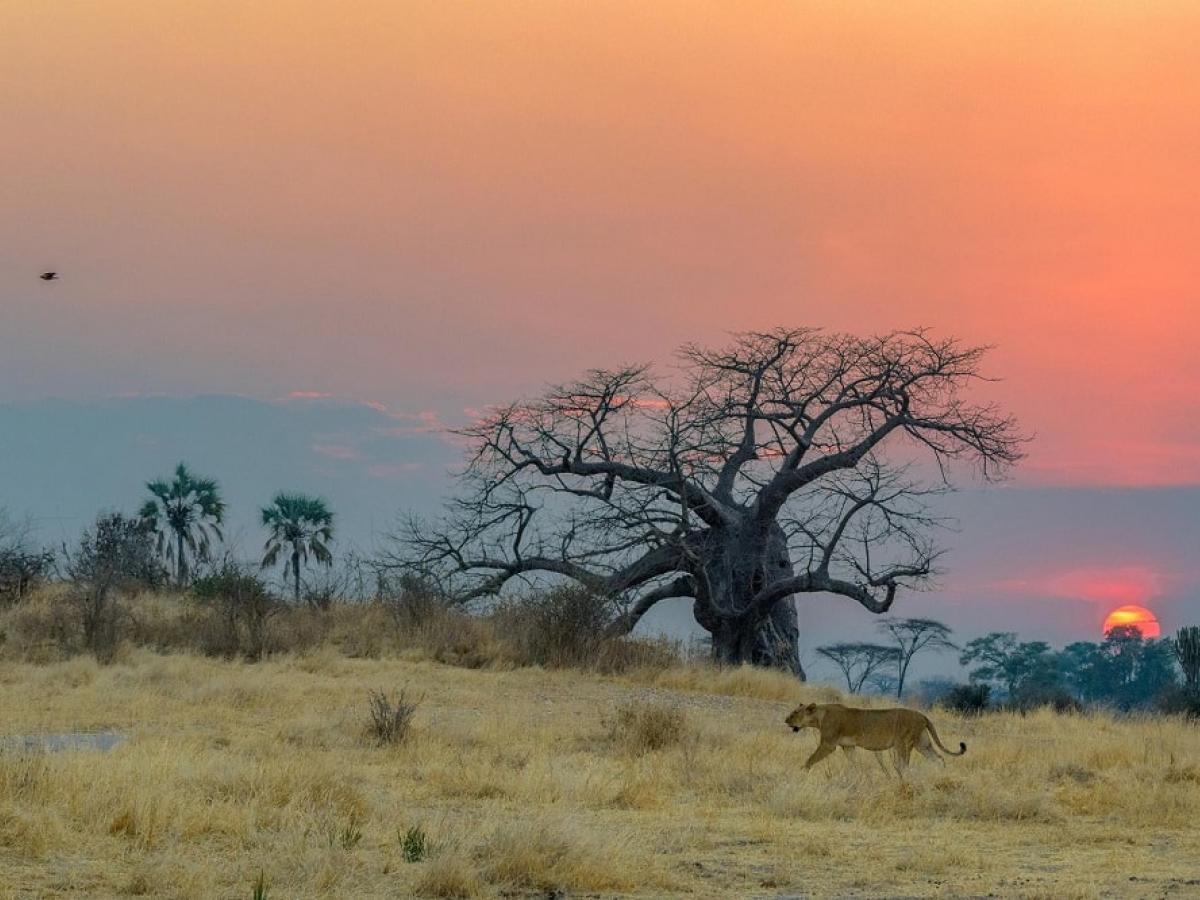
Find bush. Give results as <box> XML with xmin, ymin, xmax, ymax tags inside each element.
<box><xmin>496</xmin><ymin>587</ymin><xmax>616</xmax><ymax>669</ymax></box>
<box><xmin>939</xmin><ymin>683</ymin><xmax>991</xmax><ymax>716</ymax></box>
<box><xmin>0</xmin><ymin>510</ymin><xmax>49</xmax><ymax>605</ymax></box>
<box><xmin>366</xmin><ymin>688</ymin><xmax>420</xmax><ymax>745</ymax></box>
<box><xmin>1157</xmin><ymin>685</ymin><xmax>1200</xmax><ymax>719</ymax></box>
<box><xmin>192</xmin><ymin>564</ymin><xmax>279</xmax><ymax>660</ymax></box>
<box><xmin>381</xmin><ymin>574</ymin><xmax>445</xmax><ymax>631</ymax></box>
<box><xmin>1007</xmin><ymin>685</ymin><xmax>1083</xmax><ymax>715</ymax></box>
<box><xmin>61</xmin><ymin>513</ymin><xmax>165</xmax><ymax>661</ymax></box>
<box><xmin>0</xmin><ymin>513</ymin><xmax>54</xmax><ymax>605</ymax></box>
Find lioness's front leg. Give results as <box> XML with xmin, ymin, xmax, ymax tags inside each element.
<box><xmin>804</xmin><ymin>741</ymin><xmax>837</xmax><ymax>770</ymax></box>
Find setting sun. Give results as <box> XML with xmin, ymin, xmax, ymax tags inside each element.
<box><xmin>1102</xmin><ymin>604</ymin><xmax>1161</xmax><ymax>638</ymax></box>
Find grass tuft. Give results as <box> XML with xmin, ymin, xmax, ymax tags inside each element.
<box><xmin>401</xmin><ymin>824</ymin><xmax>430</xmax><ymax>862</ymax></box>
<box><xmin>366</xmin><ymin>687</ymin><xmax>419</xmax><ymax>745</ymax></box>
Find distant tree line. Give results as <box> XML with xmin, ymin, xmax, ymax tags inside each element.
<box><xmin>956</xmin><ymin>625</ymin><xmax>1193</xmax><ymax>713</ymax></box>
<box><xmin>816</xmin><ymin>616</ymin><xmax>1200</xmax><ymax>716</ymax></box>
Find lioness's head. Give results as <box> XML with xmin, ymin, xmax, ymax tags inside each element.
<box><xmin>785</xmin><ymin>703</ymin><xmax>819</xmax><ymax>733</ymax></box>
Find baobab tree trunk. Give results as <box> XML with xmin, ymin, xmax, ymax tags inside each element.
<box><xmin>692</xmin><ymin>522</ymin><xmax>806</xmax><ymax>679</ymax></box>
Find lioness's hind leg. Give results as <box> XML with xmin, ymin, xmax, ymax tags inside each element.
<box><xmin>916</xmin><ymin>734</ymin><xmax>943</xmax><ymax>765</ymax></box>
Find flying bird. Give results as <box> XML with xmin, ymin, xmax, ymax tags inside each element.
<box><xmin>39</xmin><ymin>272</ymin><xmax>58</xmax><ymax>281</ymax></box>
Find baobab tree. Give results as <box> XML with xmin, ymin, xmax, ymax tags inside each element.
<box><xmin>394</xmin><ymin>328</ymin><xmax>1022</xmax><ymax>676</ymax></box>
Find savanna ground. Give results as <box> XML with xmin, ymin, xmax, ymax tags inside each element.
<box><xmin>1</xmin><ymin>602</ymin><xmax>1199</xmax><ymax>898</ymax></box>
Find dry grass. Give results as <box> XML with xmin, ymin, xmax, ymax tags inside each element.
<box><xmin>606</xmin><ymin>702</ymin><xmax>693</xmax><ymax>755</ymax></box>
<box><xmin>0</xmin><ymin>587</ymin><xmax>679</xmax><ymax>676</ymax></box>
<box><xmin>0</xmin><ymin>646</ymin><xmax>1198</xmax><ymax>897</ymax></box>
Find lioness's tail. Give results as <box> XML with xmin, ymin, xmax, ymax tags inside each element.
<box><xmin>925</xmin><ymin>718</ymin><xmax>966</xmax><ymax>756</ymax></box>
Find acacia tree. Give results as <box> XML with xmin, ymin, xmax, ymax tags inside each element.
<box><xmin>878</xmin><ymin>617</ymin><xmax>956</xmax><ymax>698</ymax></box>
<box><xmin>392</xmin><ymin>329</ymin><xmax>1021</xmax><ymax>676</ymax></box>
<box><xmin>816</xmin><ymin>642</ymin><xmax>900</xmax><ymax>693</ymax></box>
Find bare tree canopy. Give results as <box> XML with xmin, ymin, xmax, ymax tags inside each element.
<box><xmin>389</xmin><ymin>328</ymin><xmax>1023</xmax><ymax>676</ymax></box>
<box><xmin>877</xmin><ymin>617</ymin><xmax>957</xmax><ymax>698</ymax></box>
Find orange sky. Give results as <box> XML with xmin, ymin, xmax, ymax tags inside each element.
<box><xmin>3</xmin><ymin>1</ymin><xmax>1200</xmax><ymax>486</ymax></box>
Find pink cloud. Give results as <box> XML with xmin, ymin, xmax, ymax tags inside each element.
<box><xmin>312</xmin><ymin>443</ymin><xmax>360</xmax><ymax>461</ymax></box>
<box><xmin>374</xmin><ymin>409</ymin><xmax>447</xmax><ymax>435</ymax></box>
<box><xmin>367</xmin><ymin>462</ymin><xmax>425</xmax><ymax>479</ymax></box>
<box><xmin>995</xmin><ymin>565</ymin><xmax>1167</xmax><ymax>608</ymax></box>
<box><xmin>287</xmin><ymin>391</ymin><xmax>334</xmax><ymax>400</ymax></box>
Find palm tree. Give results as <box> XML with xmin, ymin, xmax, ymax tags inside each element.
<box><xmin>260</xmin><ymin>493</ymin><xmax>334</xmax><ymax>601</ymax></box>
<box><xmin>139</xmin><ymin>462</ymin><xmax>225</xmax><ymax>587</ymax></box>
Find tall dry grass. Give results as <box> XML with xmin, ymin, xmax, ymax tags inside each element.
<box><xmin>0</xmin><ymin>646</ymin><xmax>1198</xmax><ymax>897</ymax></box>
<box><xmin>0</xmin><ymin>586</ymin><xmax>679</xmax><ymax>675</ymax></box>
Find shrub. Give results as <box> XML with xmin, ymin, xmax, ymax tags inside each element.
<box><xmin>1157</xmin><ymin>685</ymin><xmax>1200</xmax><ymax>719</ymax></box>
<box><xmin>401</xmin><ymin>824</ymin><xmax>430</xmax><ymax>862</ymax></box>
<box><xmin>366</xmin><ymin>688</ymin><xmax>419</xmax><ymax>745</ymax></box>
<box><xmin>0</xmin><ymin>510</ymin><xmax>54</xmax><ymax>606</ymax></box>
<box><xmin>381</xmin><ymin>573</ymin><xmax>444</xmax><ymax>631</ymax></box>
<box><xmin>495</xmin><ymin>587</ymin><xmax>617</xmax><ymax>669</ymax></box>
<box><xmin>61</xmin><ymin>513</ymin><xmax>165</xmax><ymax>661</ymax></box>
<box><xmin>940</xmin><ymin>683</ymin><xmax>991</xmax><ymax>716</ymax></box>
<box><xmin>192</xmin><ymin>564</ymin><xmax>279</xmax><ymax>660</ymax></box>
<box><xmin>1007</xmin><ymin>685</ymin><xmax>1083</xmax><ymax>715</ymax></box>
<box><xmin>605</xmin><ymin>702</ymin><xmax>690</xmax><ymax>755</ymax></box>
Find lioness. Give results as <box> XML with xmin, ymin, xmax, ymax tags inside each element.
<box><xmin>785</xmin><ymin>702</ymin><xmax>966</xmax><ymax>772</ymax></box>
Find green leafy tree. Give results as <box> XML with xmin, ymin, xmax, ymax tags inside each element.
<box><xmin>1059</xmin><ymin>641</ymin><xmax>1107</xmax><ymax>702</ymax></box>
<box><xmin>959</xmin><ymin>632</ymin><xmax>1054</xmax><ymax>698</ymax></box>
<box><xmin>139</xmin><ymin>463</ymin><xmax>226</xmax><ymax>587</ymax></box>
<box><xmin>260</xmin><ymin>493</ymin><xmax>335</xmax><ymax>601</ymax></box>
<box><xmin>1099</xmin><ymin>625</ymin><xmax>1178</xmax><ymax>709</ymax></box>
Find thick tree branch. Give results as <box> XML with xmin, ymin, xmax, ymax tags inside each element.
<box><xmin>607</xmin><ymin>575</ymin><xmax>698</xmax><ymax>636</ymax></box>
